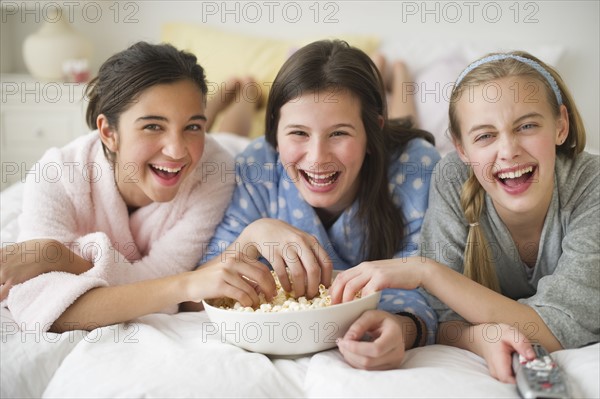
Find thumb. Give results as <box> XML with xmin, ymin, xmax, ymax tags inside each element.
<box><xmin>511</xmin><ymin>336</ymin><xmax>536</xmax><ymax>361</ymax></box>
<box><xmin>342</xmin><ymin>310</ymin><xmax>381</xmax><ymax>341</ymax></box>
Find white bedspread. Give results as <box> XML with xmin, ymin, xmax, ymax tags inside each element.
<box><xmin>1</xmin><ymin>307</ymin><xmax>598</xmax><ymax>398</ymax></box>
<box><xmin>1</xmin><ymin>133</ymin><xmax>598</xmax><ymax>398</ymax></box>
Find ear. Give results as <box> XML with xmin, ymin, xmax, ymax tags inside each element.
<box><xmin>97</xmin><ymin>114</ymin><xmax>118</xmax><ymax>152</ymax></box>
<box><xmin>451</xmin><ymin>133</ymin><xmax>469</xmax><ymax>163</ymax></box>
<box><xmin>377</xmin><ymin>115</ymin><xmax>384</xmax><ymax>130</ymax></box>
<box><xmin>555</xmin><ymin>104</ymin><xmax>569</xmax><ymax>145</ymax></box>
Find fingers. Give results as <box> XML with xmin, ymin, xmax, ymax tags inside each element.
<box><xmin>494</xmin><ymin>329</ymin><xmax>535</xmax><ymax>384</ymax></box>
<box><xmin>238</xmin><ymin>219</ymin><xmax>333</xmax><ymax>299</ymax></box>
<box><xmin>330</xmin><ymin>265</ymin><xmax>376</xmax><ymax>304</ymax></box>
<box><xmin>337</xmin><ymin>310</ymin><xmax>405</xmax><ymax>370</ymax></box>
<box><xmin>312</xmin><ymin>238</ymin><xmax>333</xmax><ymax>288</ymax></box>
<box><xmin>238</xmin><ymin>258</ymin><xmax>277</xmax><ymax>300</ymax></box>
<box><xmin>199</xmin><ymin>256</ymin><xmax>275</xmax><ymax>307</ymax></box>
<box><xmin>271</xmin><ymin>234</ymin><xmax>331</xmax><ymax>299</ymax></box>
<box><xmin>511</xmin><ymin>334</ymin><xmax>536</xmax><ymax>361</ymax></box>
<box><xmin>296</xmin><ymin>241</ymin><xmax>324</xmax><ymax>299</ymax></box>
<box><xmin>478</xmin><ymin>324</ymin><xmax>535</xmax><ymax>384</ymax></box>
<box><xmin>0</xmin><ymin>282</ymin><xmax>12</xmax><ymax>302</ymax></box>
<box><xmin>283</xmin><ymin>248</ymin><xmax>307</xmax><ymax>297</ymax></box>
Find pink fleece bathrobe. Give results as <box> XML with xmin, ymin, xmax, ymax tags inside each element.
<box><xmin>4</xmin><ymin>132</ymin><xmax>235</xmax><ymax>331</ymax></box>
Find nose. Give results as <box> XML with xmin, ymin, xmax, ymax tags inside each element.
<box><xmin>497</xmin><ymin>132</ymin><xmax>521</xmax><ymax>161</ymax></box>
<box><xmin>162</xmin><ymin>131</ymin><xmax>187</xmax><ymax>160</ymax></box>
<box><xmin>306</xmin><ymin>137</ymin><xmax>331</xmax><ymax>169</ymax></box>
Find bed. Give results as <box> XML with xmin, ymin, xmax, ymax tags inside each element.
<box><xmin>1</xmin><ymin>134</ymin><xmax>599</xmax><ymax>398</ymax></box>
<box><xmin>1</xmin><ymin>26</ymin><xmax>598</xmax><ymax>398</ymax></box>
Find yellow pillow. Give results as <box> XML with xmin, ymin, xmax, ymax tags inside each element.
<box><xmin>161</xmin><ymin>23</ymin><xmax>380</xmax><ymax>137</ymax></box>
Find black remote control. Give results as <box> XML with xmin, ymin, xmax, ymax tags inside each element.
<box><xmin>512</xmin><ymin>344</ymin><xmax>569</xmax><ymax>399</ymax></box>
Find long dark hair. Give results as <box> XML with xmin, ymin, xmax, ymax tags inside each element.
<box><xmin>265</xmin><ymin>40</ymin><xmax>434</xmax><ymax>261</ymax></box>
<box><xmin>85</xmin><ymin>42</ymin><xmax>208</xmax><ymax>163</ymax></box>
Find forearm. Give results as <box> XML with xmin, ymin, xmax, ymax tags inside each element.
<box><xmin>423</xmin><ymin>260</ymin><xmax>562</xmax><ymax>351</ymax></box>
<box><xmin>31</xmin><ymin>239</ymin><xmax>93</xmax><ymax>275</ymax></box>
<box><xmin>51</xmin><ymin>273</ymin><xmax>190</xmax><ymax>332</ymax></box>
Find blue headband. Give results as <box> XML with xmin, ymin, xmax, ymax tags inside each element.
<box><xmin>454</xmin><ymin>54</ymin><xmax>563</xmax><ymax>106</ymax></box>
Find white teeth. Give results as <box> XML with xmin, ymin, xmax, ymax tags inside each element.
<box><xmin>152</xmin><ymin>164</ymin><xmax>183</xmax><ymax>173</ymax></box>
<box><xmin>498</xmin><ymin>166</ymin><xmax>533</xmax><ymax>179</ymax></box>
<box><xmin>304</xmin><ymin>171</ymin><xmax>337</xmax><ymax>180</ymax></box>
<box><xmin>303</xmin><ymin>170</ymin><xmax>338</xmax><ymax>187</ymax></box>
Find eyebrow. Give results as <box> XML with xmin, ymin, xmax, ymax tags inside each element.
<box><xmin>466</xmin><ymin>112</ymin><xmax>544</xmax><ymax>135</ymax></box>
<box><xmin>284</xmin><ymin>123</ymin><xmax>356</xmax><ymax>130</ymax></box>
<box><xmin>135</xmin><ymin>115</ymin><xmax>207</xmax><ymax>123</ymax></box>
<box><xmin>513</xmin><ymin>112</ymin><xmax>543</xmax><ymax>125</ymax></box>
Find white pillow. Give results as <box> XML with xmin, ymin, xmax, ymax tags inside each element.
<box><xmin>379</xmin><ymin>40</ymin><xmax>565</xmax><ymax>156</ymax></box>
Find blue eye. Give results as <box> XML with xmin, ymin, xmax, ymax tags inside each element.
<box><xmin>520</xmin><ymin>123</ymin><xmax>537</xmax><ymax>130</ymax></box>
<box><xmin>475</xmin><ymin>133</ymin><xmax>493</xmax><ymax>142</ymax></box>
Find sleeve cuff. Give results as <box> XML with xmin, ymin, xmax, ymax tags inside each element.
<box><xmin>378</xmin><ymin>288</ymin><xmax>438</xmax><ymax>346</ymax></box>
<box><xmin>6</xmin><ymin>272</ymin><xmax>107</xmax><ymax>332</ymax></box>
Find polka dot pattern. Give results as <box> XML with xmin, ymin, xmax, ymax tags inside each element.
<box><xmin>206</xmin><ymin>136</ymin><xmax>441</xmax><ymax>345</ymax></box>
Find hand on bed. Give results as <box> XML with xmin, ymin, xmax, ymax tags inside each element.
<box><xmin>336</xmin><ymin>309</ymin><xmax>408</xmax><ymax>370</ymax></box>
<box><xmin>0</xmin><ymin>239</ymin><xmax>91</xmax><ymax>301</ymax></box>
<box><xmin>0</xmin><ymin>241</ymin><xmax>46</xmax><ymax>301</ymax></box>
<box><xmin>235</xmin><ymin>218</ymin><xmax>333</xmax><ymax>299</ymax></box>
<box><xmin>330</xmin><ymin>258</ymin><xmax>426</xmax><ymax>304</ymax></box>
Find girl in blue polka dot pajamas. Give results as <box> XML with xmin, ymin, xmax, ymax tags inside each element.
<box><xmin>202</xmin><ymin>40</ymin><xmax>441</xmax><ymax>370</ymax></box>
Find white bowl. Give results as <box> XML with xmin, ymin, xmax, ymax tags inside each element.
<box><xmin>202</xmin><ymin>273</ymin><xmax>381</xmax><ymax>356</ymax></box>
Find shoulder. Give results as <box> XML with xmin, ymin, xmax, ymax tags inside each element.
<box><xmin>556</xmin><ymin>151</ymin><xmax>600</xmax><ymax>208</ymax></box>
<box><xmin>235</xmin><ymin>136</ymin><xmax>278</xmax><ymax>164</ymax></box>
<box><xmin>423</xmin><ymin>151</ymin><xmax>469</xmax><ymax>215</ymax></box>
<box><xmin>234</xmin><ymin>137</ymin><xmax>280</xmax><ymax>183</ymax></box>
<box><xmin>389</xmin><ymin>139</ymin><xmax>441</xmax><ymax>182</ymax></box>
<box><xmin>38</xmin><ymin>131</ymin><xmax>100</xmax><ymax>163</ymax></box>
<box><xmin>431</xmin><ymin>151</ymin><xmax>469</xmax><ymax>188</ymax></box>
<box><xmin>395</xmin><ymin>138</ymin><xmax>440</xmax><ymax>166</ymax></box>
<box><xmin>202</xmin><ymin>134</ymin><xmax>235</xmax><ymax>165</ymax></box>
<box><xmin>183</xmin><ymin>135</ymin><xmax>236</xmax><ymax>195</ymax></box>
<box><xmin>27</xmin><ymin>132</ymin><xmax>102</xmax><ymax>190</ymax></box>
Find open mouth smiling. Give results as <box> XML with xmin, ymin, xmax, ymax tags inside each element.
<box><xmin>300</xmin><ymin>170</ymin><xmax>340</xmax><ymax>187</ymax></box>
<box><xmin>149</xmin><ymin>163</ymin><xmax>185</xmax><ymax>180</ymax></box>
<box><xmin>494</xmin><ymin>165</ymin><xmax>536</xmax><ymax>188</ymax></box>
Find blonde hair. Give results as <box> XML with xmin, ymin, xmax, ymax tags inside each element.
<box><xmin>449</xmin><ymin>51</ymin><xmax>587</xmax><ymax>291</ymax></box>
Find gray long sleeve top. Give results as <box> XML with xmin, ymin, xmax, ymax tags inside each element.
<box><xmin>420</xmin><ymin>151</ymin><xmax>599</xmax><ymax>349</ymax></box>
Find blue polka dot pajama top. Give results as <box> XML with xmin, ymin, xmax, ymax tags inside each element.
<box><xmin>204</xmin><ymin>136</ymin><xmax>441</xmax><ymax>344</ymax></box>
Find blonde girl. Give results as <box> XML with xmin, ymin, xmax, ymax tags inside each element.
<box><xmin>332</xmin><ymin>51</ymin><xmax>599</xmax><ymax>382</ymax></box>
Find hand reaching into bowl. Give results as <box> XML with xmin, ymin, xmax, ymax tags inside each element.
<box><xmin>234</xmin><ymin>218</ymin><xmax>334</xmax><ymax>299</ymax></box>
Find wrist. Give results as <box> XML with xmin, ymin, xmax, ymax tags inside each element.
<box><xmin>419</xmin><ymin>258</ymin><xmax>440</xmax><ymax>291</ymax></box>
<box><xmin>180</xmin><ymin>271</ymin><xmax>196</xmax><ymax>303</ymax></box>
<box><xmin>39</xmin><ymin>239</ymin><xmax>64</xmax><ymax>273</ymax></box>
<box><xmin>396</xmin><ymin>311</ymin><xmax>424</xmax><ymax>349</ymax></box>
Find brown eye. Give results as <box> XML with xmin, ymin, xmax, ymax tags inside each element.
<box><xmin>143</xmin><ymin>124</ymin><xmax>162</xmax><ymax>131</ymax></box>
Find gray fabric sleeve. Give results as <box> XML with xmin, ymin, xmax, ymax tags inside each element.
<box><xmin>418</xmin><ymin>153</ymin><xmax>468</xmax><ymax>323</ymax></box>
<box><xmin>519</xmin><ymin>155</ymin><xmax>600</xmax><ymax>349</ymax></box>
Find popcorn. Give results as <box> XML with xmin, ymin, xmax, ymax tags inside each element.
<box><xmin>214</xmin><ymin>270</ymin><xmax>348</xmax><ymax>313</ymax></box>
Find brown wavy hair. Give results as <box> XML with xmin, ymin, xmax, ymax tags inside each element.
<box><xmin>265</xmin><ymin>40</ymin><xmax>435</xmax><ymax>261</ymax></box>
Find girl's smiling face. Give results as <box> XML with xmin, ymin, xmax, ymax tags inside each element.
<box><xmin>454</xmin><ymin>76</ymin><xmax>569</xmax><ymax>220</ymax></box>
<box><xmin>276</xmin><ymin>89</ymin><xmax>368</xmax><ymax>219</ymax></box>
<box><xmin>99</xmin><ymin>79</ymin><xmax>207</xmax><ymax>208</ymax></box>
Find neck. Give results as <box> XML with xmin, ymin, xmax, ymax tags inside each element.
<box><xmin>316</xmin><ymin>208</ymin><xmax>341</xmax><ymax>229</ymax></box>
<box><xmin>495</xmin><ymin>190</ymin><xmax>553</xmax><ymax>244</ymax></box>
